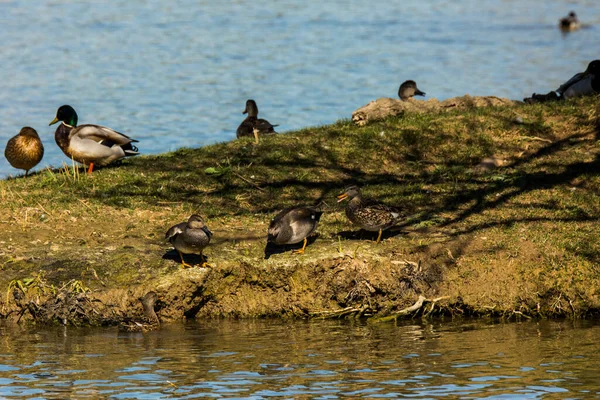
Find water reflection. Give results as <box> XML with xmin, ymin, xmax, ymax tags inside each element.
<box><xmin>0</xmin><ymin>319</ymin><xmax>598</xmax><ymax>398</ymax></box>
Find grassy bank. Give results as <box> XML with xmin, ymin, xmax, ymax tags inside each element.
<box><xmin>1</xmin><ymin>96</ymin><xmax>600</xmax><ymax>325</ymax></box>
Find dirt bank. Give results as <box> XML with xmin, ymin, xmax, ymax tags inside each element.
<box><xmin>1</xmin><ymin>96</ymin><xmax>600</xmax><ymax>326</ymax></box>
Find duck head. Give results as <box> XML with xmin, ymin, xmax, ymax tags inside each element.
<box><xmin>187</xmin><ymin>214</ymin><xmax>213</xmax><ymax>237</ymax></box>
<box><xmin>337</xmin><ymin>185</ymin><xmax>362</xmax><ymax>202</ymax></box>
<box><xmin>18</xmin><ymin>127</ymin><xmax>40</xmax><ymax>139</ymax></box>
<box><xmin>243</xmin><ymin>99</ymin><xmax>259</xmax><ymax>117</ymax></box>
<box><xmin>50</xmin><ymin>105</ymin><xmax>78</xmax><ymax>127</ymax></box>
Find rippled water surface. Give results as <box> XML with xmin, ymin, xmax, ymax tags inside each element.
<box><xmin>0</xmin><ymin>319</ymin><xmax>599</xmax><ymax>398</ymax></box>
<box><xmin>1</xmin><ymin>0</ymin><xmax>599</xmax><ymax>177</ymax></box>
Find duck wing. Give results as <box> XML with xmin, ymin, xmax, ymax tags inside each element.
<box><xmin>165</xmin><ymin>222</ymin><xmax>187</xmax><ymax>240</ymax></box>
<box><xmin>72</xmin><ymin>124</ymin><xmax>138</xmax><ymax>146</ymax></box>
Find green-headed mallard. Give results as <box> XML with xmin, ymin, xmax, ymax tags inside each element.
<box><xmin>4</xmin><ymin>127</ymin><xmax>44</xmax><ymax>177</ymax></box>
<box><xmin>559</xmin><ymin>11</ymin><xmax>580</xmax><ymax>32</ymax></box>
<box><xmin>398</xmin><ymin>80</ymin><xmax>426</xmax><ymax>101</ymax></box>
<box><xmin>267</xmin><ymin>206</ymin><xmax>323</xmax><ymax>254</ymax></box>
<box><xmin>49</xmin><ymin>105</ymin><xmax>139</xmax><ymax>174</ymax></box>
<box><xmin>236</xmin><ymin>99</ymin><xmax>278</xmax><ymax>143</ymax></box>
<box><xmin>165</xmin><ymin>214</ymin><xmax>212</xmax><ymax>268</ymax></box>
<box><xmin>337</xmin><ymin>185</ymin><xmax>402</xmax><ymax>244</ymax></box>
<box><xmin>556</xmin><ymin>60</ymin><xmax>600</xmax><ymax>99</ymax></box>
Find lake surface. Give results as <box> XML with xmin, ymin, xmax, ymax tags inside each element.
<box><xmin>1</xmin><ymin>0</ymin><xmax>599</xmax><ymax>179</ymax></box>
<box><xmin>0</xmin><ymin>319</ymin><xmax>599</xmax><ymax>398</ymax></box>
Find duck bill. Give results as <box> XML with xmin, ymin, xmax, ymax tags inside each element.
<box><xmin>242</xmin><ymin>107</ymin><xmax>248</xmax><ymax>115</ymax></box>
<box><xmin>49</xmin><ymin>117</ymin><xmax>59</xmax><ymax>126</ymax></box>
<box><xmin>416</xmin><ymin>90</ymin><xmax>426</xmax><ymax>96</ymax></box>
<box><xmin>337</xmin><ymin>193</ymin><xmax>349</xmax><ymax>202</ymax></box>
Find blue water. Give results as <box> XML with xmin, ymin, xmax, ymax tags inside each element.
<box><xmin>1</xmin><ymin>0</ymin><xmax>599</xmax><ymax>179</ymax></box>
<box><xmin>0</xmin><ymin>319</ymin><xmax>599</xmax><ymax>398</ymax></box>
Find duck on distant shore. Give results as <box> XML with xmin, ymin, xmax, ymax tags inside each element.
<box><xmin>559</xmin><ymin>11</ymin><xmax>580</xmax><ymax>32</ymax></box>
<box><xmin>523</xmin><ymin>60</ymin><xmax>600</xmax><ymax>103</ymax></box>
<box><xmin>165</xmin><ymin>214</ymin><xmax>213</xmax><ymax>268</ymax></box>
<box><xmin>266</xmin><ymin>206</ymin><xmax>323</xmax><ymax>255</ymax></box>
<box><xmin>398</xmin><ymin>80</ymin><xmax>426</xmax><ymax>101</ymax></box>
<box><xmin>49</xmin><ymin>105</ymin><xmax>139</xmax><ymax>174</ymax></box>
<box><xmin>236</xmin><ymin>99</ymin><xmax>278</xmax><ymax>143</ymax></box>
<box><xmin>4</xmin><ymin>127</ymin><xmax>44</xmax><ymax>177</ymax></box>
<box><xmin>337</xmin><ymin>185</ymin><xmax>402</xmax><ymax>244</ymax></box>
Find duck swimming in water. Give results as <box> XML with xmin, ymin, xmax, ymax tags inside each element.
<box><xmin>398</xmin><ymin>80</ymin><xmax>426</xmax><ymax>101</ymax></box>
<box><xmin>337</xmin><ymin>185</ymin><xmax>402</xmax><ymax>244</ymax></box>
<box><xmin>559</xmin><ymin>11</ymin><xmax>580</xmax><ymax>32</ymax></box>
<box><xmin>4</xmin><ymin>127</ymin><xmax>44</xmax><ymax>177</ymax></box>
<box><xmin>236</xmin><ymin>99</ymin><xmax>278</xmax><ymax>143</ymax></box>
<box><xmin>49</xmin><ymin>105</ymin><xmax>139</xmax><ymax>174</ymax></box>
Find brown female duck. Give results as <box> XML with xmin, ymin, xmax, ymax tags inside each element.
<box><xmin>4</xmin><ymin>127</ymin><xmax>44</xmax><ymax>177</ymax></box>
<box><xmin>236</xmin><ymin>99</ymin><xmax>278</xmax><ymax>143</ymax></box>
<box><xmin>337</xmin><ymin>185</ymin><xmax>402</xmax><ymax>244</ymax></box>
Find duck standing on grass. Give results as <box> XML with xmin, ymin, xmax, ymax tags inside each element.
<box><xmin>236</xmin><ymin>99</ymin><xmax>278</xmax><ymax>143</ymax></box>
<box><xmin>266</xmin><ymin>206</ymin><xmax>323</xmax><ymax>255</ymax></box>
<box><xmin>337</xmin><ymin>185</ymin><xmax>402</xmax><ymax>244</ymax></box>
<box><xmin>49</xmin><ymin>105</ymin><xmax>139</xmax><ymax>174</ymax></box>
<box><xmin>165</xmin><ymin>215</ymin><xmax>213</xmax><ymax>268</ymax></box>
<box><xmin>4</xmin><ymin>127</ymin><xmax>44</xmax><ymax>177</ymax></box>
<box><xmin>398</xmin><ymin>80</ymin><xmax>426</xmax><ymax>101</ymax></box>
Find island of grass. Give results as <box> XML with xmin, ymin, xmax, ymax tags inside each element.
<box><xmin>1</xmin><ymin>96</ymin><xmax>599</xmax><ymax>325</ymax></box>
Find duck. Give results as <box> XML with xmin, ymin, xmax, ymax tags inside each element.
<box><xmin>556</xmin><ymin>60</ymin><xmax>600</xmax><ymax>99</ymax></box>
<box><xmin>119</xmin><ymin>291</ymin><xmax>160</xmax><ymax>332</ymax></box>
<box><xmin>165</xmin><ymin>214</ymin><xmax>212</xmax><ymax>268</ymax></box>
<box><xmin>337</xmin><ymin>185</ymin><xmax>402</xmax><ymax>244</ymax></box>
<box><xmin>267</xmin><ymin>206</ymin><xmax>323</xmax><ymax>255</ymax></box>
<box><xmin>49</xmin><ymin>105</ymin><xmax>139</xmax><ymax>174</ymax></box>
<box><xmin>4</xmin><ymin>127</ymin><xmax>44</xmax><ymax>177</ymax></box>
<box><xmin>398</xmin><ymin>80</ymin><xmax>426</xmax><ymax>101</ymax></box>
<box><xmin>236</xmin><ymin>99</ymin><xmax>278</xmax><ymax>143</ymax></box>
<box><xmin>559</xmin><ymin>11</ymin><xmax>580</xmax><ymax>32</ymax></box>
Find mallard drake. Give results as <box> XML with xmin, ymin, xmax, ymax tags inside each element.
<box><xmin>236</xmin><ymin>99</ymin><xmax>278</xmax><ymax>143</ymax></box>
<box><xmin>267</xmin><ymin>206</ymin><xmax>323</xmax><ymax>254</ymax></box>
<box><xmin>337</xmin><ymin>185</ymin><xmax>402</xmax><ymax>244</ymax></box>
<box><xmin>556</xmin><ymin>60</ymin><xmax>600</xmax><ymax>99</ymax></box>
<box><xmin>4</xmin><ymin>127</ymin><xmax>44</xmax><ymax>177</ymax></box>
<box><xmin>398</xmin><ymin>80</ymin><xmax>426</xmax><ymax>101</ymax></box>
<box><xmin>165</xmin><ymin>214</ymin><xmax>212</xmax><ymax>268</ymax></box>
<box><xmin>559</xmin><ymin>11</ymin><xmax>580</xmax><ymax>32</ymax></box>
<box><xmin>49</xmin><ymin>105</ymin><xmax>139</xmax><ymax>174</ymax></box>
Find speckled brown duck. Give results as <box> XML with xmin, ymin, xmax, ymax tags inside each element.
<box><xmin>4</xmin><ymin>127</ymin><xmax>44</xmax><ymax>177</ymax></box>
<box><xmin>236</xmin><ymin>99</ymin><xmax>278</xmax><ymax>143</ymax></box>
<box><xmin>165</xmin><ymin>214</ymin><xmax>212</xmax><ymax>268</ymax></box>
<box><xmin>267</xmin><ymin>206</ymin><xmax>323</xmax><ymax>254</ymax></box>
<box><xmin>337</xmin><ymin>185</ymin><xmax>402</xmax><ymax>244</ymax></box>
<box><xmin>49</xmin><ymin>105</ymin><xmax>139</xmax><ymax>174</ymax></box>
<box><xmin>398</xmin><ymin>80</ymin><xmax>426</xmax><ymax>101</ymax></box>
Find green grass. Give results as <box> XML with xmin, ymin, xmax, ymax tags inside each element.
<box><xmin>2</xmin><ymin>95</ymin><xmax>600</xmax><ymax>321</ymax></box>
